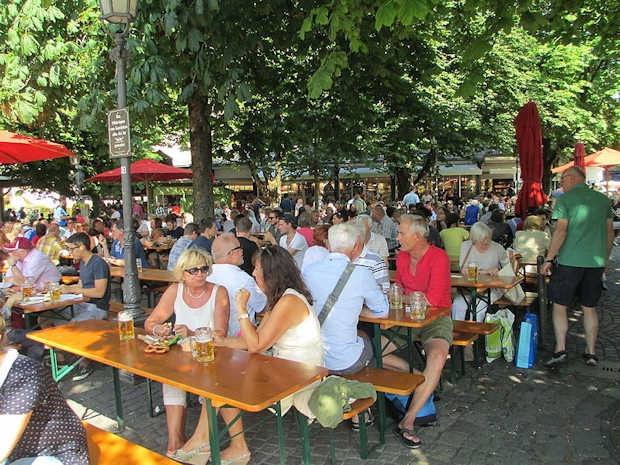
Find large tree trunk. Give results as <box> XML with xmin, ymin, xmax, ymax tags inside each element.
<box><xmin>413</xmin><ymin>149</ymin><xmax>436</xmax><ymax>185</ymax></box>
<box><xmin>188</xmin><ymin>95</ymin><xmax>214</xmax><ymax>222</ymax></box>
<box><xmin>395</xmin><ymin>167</ymin><xmax>410</xmax><ymax>200</ymax></box>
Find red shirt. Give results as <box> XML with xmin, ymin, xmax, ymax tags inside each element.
<box><xmin>395</xmin><ymin>246</ymin><xmax>452</xmax><ymax>317</ymax></box>
<box><xmin>297</xmin><ymin>227</ymin><xmax>314</xmax><ymax>247</ymax></box>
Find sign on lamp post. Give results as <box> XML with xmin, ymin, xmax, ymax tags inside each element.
<box><xmin>107</xmin><ymin>108</ymin><xmax>131</xmax><ymax>158</ymax></box>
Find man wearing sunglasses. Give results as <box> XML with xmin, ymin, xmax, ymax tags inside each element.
<box><xmin>207</xmin><ymin>234</ymin><xmax>266</xmax><ymax>337</ymax></box>
<box><xmin>263</xmin><ymin>209</ymin><xmax>282</xmax><ymax>245</ymax></box>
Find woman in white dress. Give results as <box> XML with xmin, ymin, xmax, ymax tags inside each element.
<box><xmin>144</xmin><ymin>248</ymin><xmax>230</xmax><ymax>461</ymax></box>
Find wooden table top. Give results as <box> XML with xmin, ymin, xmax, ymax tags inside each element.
<box><xmin>359</xmin><ymin>307</ymin><xmax>447</xmax><ymax>330</ymax></box>
<box><xmin>109</xmin><ymin>266</ymin><xmax>178</xmax><ymax>283</ymax></box>
<box><xmin>450</xmin><ymin>274</ymin><xmax>523</xmax><ymax>289</ymax></box>
<box><xmin>144</xmin><ymin>244</ymin><xmax>173</xmax><ymax>251</ymax></box>
<box><xmin>15</xmin><ymin>295</ymin><xmax>89</xmax><ymax>314</ymax></box>
<box><xmin>28</xmin><ymin>320</ymin><xmax>327</xmax><ymax>412</ymax></box>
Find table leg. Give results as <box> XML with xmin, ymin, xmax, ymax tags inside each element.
<box><xmin>469</xmin><ymin>288</ymin><xmax>478</xmax><ymax>321</ymax></box>
<box><xmin>295</xmin><ymin>410</ymin><xmax>312</xmax><ymax>465</ymax></box>
<box><xmin>49</xmin><ymin>347</ymin><xmax>82</xmax><ymax>382</ymax></box>
<box><xmin>274</xmin><ymin>402</ymin><xmax>285</xmax><ymax>465</ymax></box>
<box><xmin>206</xmin><ymin>398</ymin><xmax>221</xmax><ymax>465</ymax></box>
<box><xmin>407</xmin><ymin>327</ymin><xmax>413</xmax><ymax>373</ymax></box>
<box><xmin>112</xmin><ymin>367</ymin><xmax>125</xmax><ymax>432</ymax></box>
<box><xmin>373</xmin><ymin>322</ymin><xmax>382</xmax><ymax>369</ymax></box>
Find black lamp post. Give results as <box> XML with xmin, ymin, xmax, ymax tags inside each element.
<box><xmin>98</xmin><ymin>0</ymin><xmax>141</xmax><ymax>316</ymax></box>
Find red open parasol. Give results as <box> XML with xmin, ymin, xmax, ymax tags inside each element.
<box><xmin>573</xmin><ymin>142</ymin><xmax>585</xmax><ymax>171</ymax></box>
<box><xmin>0</xmin><ymin>130</ymin><xmax>76</xmax><ymax>163</ymax></box>
<box><xmin>514</xmin><ymin>101</ymin><xmax>547</xmax><ymax>218</ymax></box>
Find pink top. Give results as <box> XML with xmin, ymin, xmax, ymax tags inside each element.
<box><xmin>7</xmin><ymin>249</ymin><xmax>61</xmax><ymax>288</ymax></box>
<box><xmin>296</xmin><ymin>227</ymin><xmax>314</xmax><ymax>247</ymax></box>
<box><xmin>395</xmin><ymin>246</ymin><xmax>452</xmax><ymax>317</ymax></box>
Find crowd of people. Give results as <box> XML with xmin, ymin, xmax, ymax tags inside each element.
<box><xmin>1</xmin><ymin>169</ymin><xmax>617</xmax><ymax>464</ymax></box>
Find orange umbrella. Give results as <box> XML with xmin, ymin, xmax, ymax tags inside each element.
<box><xmin>552</xmin><ymin>147</ymin><xmax>620</xmax><ymax>173</ymax></box>
<box><xmin>0</xmin><ymin>130</ymin><xmax>76</xmax><ymax>163</ymax></box>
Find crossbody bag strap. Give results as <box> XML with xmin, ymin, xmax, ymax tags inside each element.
<box><xmin>460</xmin><ymin>244</ymin><xmax>474</xmax><ymax>275</ymax></box>
<box><xmin>318</xmin><ymin>263</ymin><xmax>356</xmax><ymax>326</ymax></box>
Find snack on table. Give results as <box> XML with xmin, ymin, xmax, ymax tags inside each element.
<box><xmin>144</xmin><ymin>344</ymin><xmax>170</xmax><ymax>354</ymax></box>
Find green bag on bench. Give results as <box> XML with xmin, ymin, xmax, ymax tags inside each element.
<box><xmin>485</xmin><ymin>309</ymin><xmax>515</xmax><ymax>363</ymax></box>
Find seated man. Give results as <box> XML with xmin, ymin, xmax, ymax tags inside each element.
<box><xmin>303</xmin><ymin>223</ymin><xmax>388</xmax><ymax>374</ymax></box>
<box><xmin>189</xmin><ymin>217</ymin><xmax>217</xmax><ymax>254</ymax></box>
<box><xmin>277</xmin><ymin>213</ymin><xmax>308</xmax><ymax>269</ymax></box>
<box><xmin>208</xmin><ymin>234</ymin><xmax>266</xmax><ymax>336</ymax></box>
<box><xmin>36</xmin><ymin>222</ymin><xmax>65</xmax><ymax>265</ymax></box>
<box><xmin>4</xmin><ymin>237</ymin><xmax>61</xmax><ymax>288</ymax></box>
<box><xmin>103</xmin><ymin>220</ymin><xmax>149</xmax><ymax>268</ymax></box>
<box><xmin>393</xmin><ymin>214</ymin><xmax>452</xmax><ymax>449</ymax></box>
<box><xmin>167</xmin><ymin>223</ymin><xmax>200</xmax><ymax>270</ymax></box>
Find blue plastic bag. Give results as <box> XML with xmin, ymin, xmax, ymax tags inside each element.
<box><xmin>516</xmin><ymin>313</ymin><xmax>538</xmax><ymax>368</ymax></box>
<box><xmin>384</xmin><ymin>393</ymin><xmax>436</xmax><ymax>425</ymax></box>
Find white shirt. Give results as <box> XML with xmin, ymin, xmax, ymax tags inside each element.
<box><xmin>207</xmin><ymin>263</ymin><xmax>267</xmax><ymax>337</ymax></box>
<box><xmin>301</xmin><ymin>246</ymin><xmax>330</xmax><ymax>273</ymax></box>
<box><xmin>279</xmin><ymin>232</ymin><xmax>308</xmax><ymax>269</ymax></box>
<box><xmin>367</xmin><ymin>232</ymin><xmax>389</xmax><ymax>259</ymax></box>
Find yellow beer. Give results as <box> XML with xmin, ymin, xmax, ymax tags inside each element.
<box><xmin>467</xmin><ymin>262</ymin><xmax>479</xmax><ymax>281</ymax></box>
<box><xmin>194</xmin><ymin>338</ymin><xmax>214</xmax><ymax>362</ymax></box>
<box><xmin>22</xmin><ymin>285</ymin><xmax>34</xmax><ymax>298</ymax></box>
<box><xmin>118</xmin><ymin>311</ymin><xmax>135</xmax><ymax>340</ymax></box>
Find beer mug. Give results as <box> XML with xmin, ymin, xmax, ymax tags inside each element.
<box><xmin>136</xmin><ymin>258</ymin><xmax>143</xmax><ymax>272</ymax></box>
<box><xmin>50</xmin><ymin>282</ymin><xmax>61</xmax><ymax>302</ymax></box>
<box><xmin>118</xmin><ymin>310</ymin><xmax>135</xmax><ymax>341</ymax></box>
<box><xmin>194</xmin><ymin>327</ymin><xmax>214</xmax><ymax>363</ymax></box>
<box><xmin>389</xmin><ymin>283</ymin><xmax>403</xmax><ymax>310</ymax></box>
<box><xmin>22</xmin><ymin>277</ymin><xmax>35</xmax><ymax>298</ymax></box>
<box><xmin>467</xmin><ymin>261</ymin><xmax>479</xmax><ymax>281</ymax></box>
<box><xmin>411</xmin><ymin>291</ymin><xmax>427</xmax><ymax>320</ymax></box>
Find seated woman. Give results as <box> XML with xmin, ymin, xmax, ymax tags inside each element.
<box><xmin>144</xmin><ymin>248</ymin><xmax>230</xmax><ymax>461</ymax></box>
<box><xmin>513</xmin><ymin>215</ymin><xmax>550</xmax><ymax>264</ymax></box>
<box><xmin>141</xmin><ymin>227</ymin><xmax>168</xmax><ymax>268</ymax></box>
<box><xmin>301</xmin><ymin>224</ymin><xmax>329</xmax><ymax>272</ymax></box>
<box><xmin>439</xmin><ymin>212</ymin><xmax>469</xmax><ymax>271</ymax></box>
<box><xmin>452</xmin><ymin>221</ymin><xmax>513</xmax><ymax>322</ymax></box>
<box><xmin>0</xmin><ymin>318</ymin><xmax>89</xmax><ymax>465</ymax></box>
<box><xmin>487</xmin><ymin>209</ymin><xmax>513</xmax><ymax>249</ymax></box>
<box><xmin>181</xmin><ymin>245</ymin><xmax>323</xmax><ymax>465</ymax></box>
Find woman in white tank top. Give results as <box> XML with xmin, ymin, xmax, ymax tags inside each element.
<box><xmin>144</xmin><ymin>248</ymin><xmax>229</xmax><ymax>460</ymax></box>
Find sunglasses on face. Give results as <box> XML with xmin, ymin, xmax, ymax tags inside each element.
<box><xmin>184</xmin><ymin>265</ymin><xmax>209</xmax><ymax>275</ymax></box>
<box><xmin>227</xmin><ymin>246</ymin><xmax>242</xmax><ymax>255</ymax></box>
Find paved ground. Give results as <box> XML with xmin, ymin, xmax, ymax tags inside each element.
<box><xmin>58</xmin><ymin>246</ymin><xmax>620</xmax><ymax>465</ymax></box>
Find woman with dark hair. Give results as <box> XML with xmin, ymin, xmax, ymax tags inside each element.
<box><xmin>487</xmin><ymin>209</ymin><xmax>513</xmax><ymax>248</ymax></box>
<box><xmin>331</xmin><ymin>209</ymin><xmax>349</xmax><ymax>225</ymax></box>
<box><xmin>212</xmin><ymin>245</ymin><xmax>323</xmax><ymax>464</ymax></box>
<box><xmin>32</xmin><ymin>222</ymin><xmax>47</xmax><ymax>246</ymax></box>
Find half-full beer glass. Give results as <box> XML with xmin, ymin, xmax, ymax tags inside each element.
<box><xmin>118</xmin><ymin>310</ymin><xmax>135</xmax><ymax>340</ymax></box>
<box><xmin>467</xmin><ymin>262</ymin><xmax>479</xmax><ymax>281</ymax></box>
<box><xmin>194</xmin><ymin>327</ymin><xmax>214</xmax><ymax>362</ymax></box>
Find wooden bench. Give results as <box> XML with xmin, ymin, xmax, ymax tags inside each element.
<box><xmin>450</xmin><ymin>332</ymin><xmax>479</xmax><ymax>382</ymax></box>
<box><xmin>453</xmin><ymin>320</ymin><xmax>499</xmax><ymax>335</ymax></box>
<box><xmin>84</xmin><ymin>422</ymin><xmax>177</xmax><ymax>465</ymax></box>
<box><xmin>495</xmin><ymin>291</ymin><xmax>537</xmax><ymax>308</ymax></box>
<box><xmin>342</xmin><ymin>366</ymin><xmax>425</xmax><ymax>395</ymax></box>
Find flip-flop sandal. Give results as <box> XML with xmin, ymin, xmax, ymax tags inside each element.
<box><xmin>351</xmin><ymin>409</ymin><xmax>374</xmax><ymax>431</ymax></box>
<box><xmin>583</xmin><ymin>353</ymin><xmax>598</xmax><ymax>366</ymax></box>
<box><xmin>393</xmin><ymin>426</ymin><xmax>422</xmax><ymax>449</ymax></box>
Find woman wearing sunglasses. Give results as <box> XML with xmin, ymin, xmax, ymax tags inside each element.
<box><xmin>144</xmin><ymin>248</ymin><xmax>229</xmax><ymax>461</ymax></box>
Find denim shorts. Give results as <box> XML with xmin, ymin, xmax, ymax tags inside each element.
<box><xmin>328</xmin><ymin>333</ymin><xmax>376</xmax><ymax>375</ymax></box>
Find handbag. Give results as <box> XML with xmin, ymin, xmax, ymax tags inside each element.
<box><xmin>498</xmin><ymin>260</ymin><xmax>525</xmax><ymax>304</ymax></box>
<box><xmin>318</xmin><ymin>263</ymin><xmax>356</xmax><ymax>326</ymax></box>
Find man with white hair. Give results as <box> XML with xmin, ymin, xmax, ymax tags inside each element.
<box><xmin>393</xmin><ymin>214</ymin><xmax>452</xmax><ymax>449</ymax></box>
<box><xmin>208</xmin><ymin>234</ymin><xmax>266</xmax><ymax>336</ymax></box>
<box><xmin>351</xmin><ymin>218</ymin><xmax>389</xmax><ymax>291</ymax></box>
<box><xmin>357</xmin><ymin>214</ymin><xmax>389</xmax><ymax>260</ymax></box>
<box><xmin>302</xmin><ymin>223</ymin><xmax>388</xmax><ymax>374</ymax></box>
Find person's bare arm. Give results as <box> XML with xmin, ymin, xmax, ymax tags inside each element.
<box><xmin>606</xmin><ymin>219</ymin><xmax>614</xmax><ymax>266</ymax></box>
<box><xmin>144</xmin><ymin>284</ymin><xmax>177</xmax><ymax>333</ymax></box>
<box><xmin>542</xmin><ymin>219</ymin><xmax>568</xmax><ymax>275</ymax></box>
<box><xmin>0</xmin><ymin>412</ymin><xmax>32</xmax><ymax>461</ymax></box>
<box><xmin>213</xmin><ymin>285</ymin><xmax>230</xmax><ymax>337</ymax></box>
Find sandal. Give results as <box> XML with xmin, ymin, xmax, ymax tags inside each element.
<box><xmin>583</xmin><ymin>353</ymin><xmax>598</xmax><ymax>366</ymax></box>
<box><xmin>351</xmin><ymin>409</ymin><xmax>374</xmax><ymax>431</ymax></box>
<box><xmin>393</xmin><ymin>426</ymin><xmax>422</xmax><ymax>449</ymax></box>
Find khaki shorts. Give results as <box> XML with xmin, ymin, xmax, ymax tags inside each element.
<box><xmin>410</xmin><ymin>316</ymin><xmax>453</xmax><ymax>346</ymax></box>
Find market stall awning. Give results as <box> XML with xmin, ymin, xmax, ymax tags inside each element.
<box><xmin>439</xmin><ymin>164</ymin><xmax>482</xmax><ymax>176</ymax></box>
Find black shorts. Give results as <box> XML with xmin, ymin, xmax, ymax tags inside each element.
<box><xmin>549</xmin><ymin>264</ymin><xmax>604</xmax><ymax>308</ymax></box>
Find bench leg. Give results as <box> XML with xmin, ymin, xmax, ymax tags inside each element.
<box><xmin>112</xmin><ymin>367</ymin><xmax>125</xmax><ymax>432</ymax></box>
<box><xmin>295</xmin><ymin>410</ymin><xmax>312</xmax><ymax>465</ymax></box>
<box><xmin>407</xmin><ymin>327</ymin><xmax>414</xmax><ymax>373</ymax></box>
<box><xmin>460</xmin><ymin>347</ymin><xmax>466</xmax><ymax>376</ymax></box>
<box><xmin>377</xmin><ymin>392</ymin><xmax>386</xmax><ymax>445</ymax></box>
<box><xmin>328</xmin><ymin>429</ymin><xmax>336</xmax><ymax>464</ymax></box>
<box><xmin>274</xmin><ymin>402</ymin><xmax>286</xmax><ymax>465</ymax></box>
<box><xmin>358</xmin><ymin>410</ymin><xmax>369</xmax><ymax>459</ymax></box>
<box><xmin>449</xmin><ymin>347</ymin><xmax>457</xmax><ymax>383</ymax></box>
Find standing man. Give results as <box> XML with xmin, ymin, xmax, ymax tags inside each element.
<box><xmin>233</xmin><ymin>215</ymin><xmax>259</xmax><ymax>275</ymax></box>
<box><xmin>54</xmin><ymin>197</ymin><xmax>70</xmax><ymax>227</ymax></box>
<box><xmin>543</xmin><ymin>167</ymin><xmax>614</xmax><ymax>367</ymax></box>
<box><xmin>279</xmin><ymin>193</ymin><xmax>294</xmax><ymax>213</ymax></box>
<box><xmin>402</xmin><ymin>188</ymin><xmax>420</xmax><ymax>209</ymax></box>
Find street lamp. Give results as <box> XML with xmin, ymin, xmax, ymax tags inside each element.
<box><xmin>98</xmin><ymin>0</ymin><xmax>141</xmax><ymax>317</ymax></box>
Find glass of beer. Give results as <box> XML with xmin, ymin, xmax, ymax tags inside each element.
<box><xmin>136</xmin><ymin>258</ymin><xmax>143</xmax><ymax>272</ymax></box>
<box><xmin>50</xmin><ymin>282</ymin><xmax>61</xmax><ymax>302</ymax></box>
<box><xmin>467</xmin><ymin>262</ymin><xmax>479</xmax><ymax>281</ymax></box>
<box><xmin>22</xmin><ymin>277</ymin><xmax>35</xmax><ymax>298</ymax></box>
<box><xmin>389</xmin><ymin>283</ymin><xmax>403</xmax><ymax>310</ymax></box>
<box><xmin>411</xmin><ymin>292</ymin><xmax>427</xmax><ymax>320</ymax></box>
<box><xmin>118</xmin><ymin>310</ymin><xmax>135</xmax><ymax>341</ymax></box>
<box><xmin>194</xmin><ymin>327</ymin><xmax>214</xmax><ymax>363</ymax></box>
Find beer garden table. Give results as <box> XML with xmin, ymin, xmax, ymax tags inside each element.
<box><xmin>28</xmin><ymin>320</ymin><xmax>327</xmax><ymax>465</ymax></box>
<box><xmin>450</xmin><ymin>273</ymin><xmax>524</xmax><ymax>320</ymax></box>
<box><xmin>109</xmin><ymin>266</ymin><xmax>178</xmax><ymax>283</ymax></box>
<box><xmin>14</xmin><ymin>294</ymin><xmax>89</xmax><ymax>329</ymax></box>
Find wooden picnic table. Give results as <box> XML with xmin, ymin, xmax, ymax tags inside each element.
<box><xmin>14</xmin><ymin>294</ymin><xmax>88</xmax><ymax>329</ymax></box>
<box><xmin>450</xmin><ymin>273</ymin><xmax>523</xmax><ymax>321</ymax></box>
<box><xmin>109</xmin><ymin>266</ymin><xmax>178</xmax><ymax>283</ymax></box>
<box><xmin>28</xmin><ymin>320</ymin><xmax>327</xmax><ymax>465</ymax></box>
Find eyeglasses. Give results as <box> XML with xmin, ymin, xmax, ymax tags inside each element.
<box><xmin>268</xmin><ymin>216</ymin><xmax>277</xmax><ymax>220</ymax></box>
<box><xmin>65</xmin><ymin>245</ymin><xmax>78</xmax><ymax>251</ymax></box>
<box><xmin>184</xmin><ymin>265</ymin><xmax>209</xmax><ymax>275</ymax></box>
<box><xmin>227</xmin><ymin>246</ymin><xmax>242</xmax><ymax>255</ymax></box>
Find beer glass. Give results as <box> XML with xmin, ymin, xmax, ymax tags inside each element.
<box><xmin>411</xmin><ymin>291</ymin><xmax>427</xmax><ymax>320</ymax></box>
<box><xmin>389</xmin><ymin>283</ymin><xmax>403</xmax><ymax>310</ymax></box>
<box><xmin>467</xmin><ymin>262</ymin><xmax>479</xmax><ymax>281</ymax></box>
<box><xmin>118</xmin><ymin>310</ymin><xmax>135</xmax><ymax>340</ymax></box>
<box><xmin>50</xmin><ymin>282</ymin><xmax>61</xmax><ymax>302</ymax></box>
<box><xmin>136</xmin><ymin>258</ymin><xmax>143</xmax><ymax>272</ymax></box>
<box><xmin>194</xmin><ymin>327</ymin><xmax>214</xmax><ymax>363</ymax></box>
<box><xmin>22</xmin><ymin>277</ymin><xmax>35</xmax><ymax>298</ymax></box>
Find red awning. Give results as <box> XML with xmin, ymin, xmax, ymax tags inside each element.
<box><xmin>0</xmin><ymin>130</ymin><xmax>76</xmax><ymax>163</ymax></box>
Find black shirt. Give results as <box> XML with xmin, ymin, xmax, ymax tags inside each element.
<box><xmin>237</xmin><ymin>236</ymin><xmax>259</xmax><ymax>275</ymax></box>
<box><xmin>79</xmin><ymin>254</ymin><xmax>111</xmax><ymax>311</ymax></box>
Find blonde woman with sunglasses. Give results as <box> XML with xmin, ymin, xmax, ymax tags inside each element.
<box><xmin>144</xmin><ymin>248</ymin><xmax>229</xmax><ymax>461</ymax></box>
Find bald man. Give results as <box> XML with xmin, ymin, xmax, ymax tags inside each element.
<box><xmin>543</xmin><ymin>166</ymin><xmax>615</xmax><ymax>368</ymax></box>
<box><xmin>207</xmin><ymin>233</ymin><xmax>266</xmax><ymax>337</ymax></box>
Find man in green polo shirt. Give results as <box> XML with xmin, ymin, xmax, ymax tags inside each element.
<box><xmin>542</xmin><ymin>166</ymin><xmax>614</xmax><ymax>367</ymax></box>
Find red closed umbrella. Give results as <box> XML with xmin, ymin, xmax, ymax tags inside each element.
<box><xmin>514</xmin><ymin>101</ymin><xmax>547</xmax><ymax>218</ymax></box>
<box><xmin>86</xmin><ymin>158</ymin><xmax>193</xmax><ymax>212</ymax></box>
<box><xmin>573</xmin><ymin>142</ymin><xmax>586</xmax><ymax>171</ymax></box>
<box><xmin>0</xmin><ymin>130</ymin><xmax>76</xmax><ymax>163</ymax></box>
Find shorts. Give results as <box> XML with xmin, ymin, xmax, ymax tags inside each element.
<box><xmin>410</xmin><ymin>316</ymin><xmax>453</xmax><ymax>346</ymax></box>
<box><xmin>328</xmin><ymin>333</ymin><xmax>376</xmax><ymax>375</ymax></box>
<box><xmin>549</xmin><ymin>264</ymin><xmax>604</xmax><ymax>307</ymax></box>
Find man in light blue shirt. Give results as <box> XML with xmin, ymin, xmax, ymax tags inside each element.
<box><xmin>54</xmin><ymin>198</ymin><xmax>69</xmax><ymax>227</ymax></box>
<box><xmin>303</xmin><ymin>223</ymin><xmax>388</xmax><ymax>373</ymax></box>
<box><xmin>402</xmin><ymin>189</ymin><xmax>420</xmax><ymax>208</ymax></box>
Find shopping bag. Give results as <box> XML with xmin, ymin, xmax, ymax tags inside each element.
<box><xmin>499</xmin><ymin>309</ymin><xmax>515</xmax><ymax>363</ymax></box>
<box><xmin>485</xmin><ymin>313</ymin><xmax>502</xmax><ymax>363</ymax></box>
<box><xmin>498</xmin><ymin>261</ymin><xmax>525</xmax><ymax>304</ymax></box>
<box><xmin>385</xmin><ymin>393</ymin><xmax>436</xmax><ymax>426</ymax></box>
<box><xmin>516</xmin><ymin>313</ymin><xmax>538</xmax><ymax>368</ymax></box>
